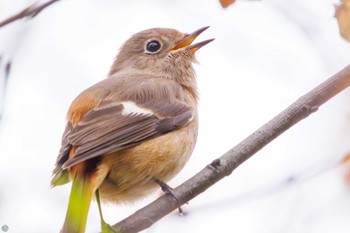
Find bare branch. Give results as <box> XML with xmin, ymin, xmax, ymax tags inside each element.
<box><xmin>113</xmin><ymin>64</ymin><xmax>350</xmax><ymax>233</ymax></box>
<box><xmin>0</xmin><ymin>0</ymin><xmax>60</xmax><ymax>28</ymax></box>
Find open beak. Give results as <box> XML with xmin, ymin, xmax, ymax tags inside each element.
<box><xmin>171</xmin><ymin>26</ymin><xmax>214</xmax><ymax>53</ymax></box>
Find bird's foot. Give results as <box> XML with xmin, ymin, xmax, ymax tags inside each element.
<box><xmin>153</xmin><ymin>178</ymin><xmax>183</xmax><ymax>214</ymax></box>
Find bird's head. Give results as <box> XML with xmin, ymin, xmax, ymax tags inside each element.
<box><xmin>110</xmin><ymin>26</ymin><xmax>214</xmax><ymax>82</ymax></box>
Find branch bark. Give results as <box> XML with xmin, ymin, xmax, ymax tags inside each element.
<box><xmin>0</xmin><ymin>0</ymin><xmax>60</xmax><ymax>28</ymax></box>
<box><xmin>113</xmin><ymin>64</ymin><xmax>350</xmax><ymax>233</ymax></box>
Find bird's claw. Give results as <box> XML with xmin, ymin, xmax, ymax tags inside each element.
<box><xmin>153</xmin><ymin>178</ymin><xmax>183</xmax><ymax>214</ymax></box>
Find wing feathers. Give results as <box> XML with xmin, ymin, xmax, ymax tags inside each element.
<box><xmin>59</xmin><ymin>100</ymin><xmax>194</xmax><ymax>169</ymax></box>
<box><xmin>52</xmin><ymin>77</ymin><xmax>197</xmax><ymax>178</ymax></box>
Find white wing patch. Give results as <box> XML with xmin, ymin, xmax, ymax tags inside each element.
<box><xmin>121</xmin><ymin>101</ymin><xmax>153</xmax><ymax>116</ymax></box>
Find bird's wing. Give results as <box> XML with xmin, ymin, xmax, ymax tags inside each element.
<box><xmin>56</xmin><ymin>99</ymin><xmax>194</xmax><ymax>170</ymax></box>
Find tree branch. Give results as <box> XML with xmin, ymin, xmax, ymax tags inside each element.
<box><xmin>0</xmin><ymin>0</ymin><xmax>60</xmax><ymax>28</ymax></box>
<box><xmin>113</xmin><ymin>64</ymin><xmax>350</xmax><ymax>233</ymax></box>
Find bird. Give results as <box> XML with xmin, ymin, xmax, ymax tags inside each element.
<box><xmin>51</xmin><ymin>26</ymin><xmax>214</xmax><ymax>233</ymax></box>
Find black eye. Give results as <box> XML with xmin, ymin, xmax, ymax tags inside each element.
<box><xmin>146</xmin><ymin>40</ymin><xmax>161</xmax><ymax>53</ymax></box>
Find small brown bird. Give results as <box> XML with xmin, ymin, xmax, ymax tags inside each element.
<box><xmin>51</xmin><ymin>26</ymin><xmax>213</xmax><ymax>233</ymax></box>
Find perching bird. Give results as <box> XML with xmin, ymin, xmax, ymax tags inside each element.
<box><xmin>51</xmin><ymin>26</ymin><xmax>213</xmax><ymax>233</ymax></box>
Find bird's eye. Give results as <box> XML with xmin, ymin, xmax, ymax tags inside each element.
<box><xmin>146</xmin><ymin>40</ymin><xmax>161</xmax><ymax>53</ymax></box>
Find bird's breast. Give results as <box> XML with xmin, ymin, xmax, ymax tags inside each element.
<box><xmin>98</xmin><ymin>117</ymin><xmax>198</xmax><ymax>203</ymax></box>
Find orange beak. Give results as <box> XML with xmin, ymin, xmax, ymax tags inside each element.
<box><xmin>171</xmin><ymin>26</ymin><xmax>214</xmax><ymax>52</ymax></box>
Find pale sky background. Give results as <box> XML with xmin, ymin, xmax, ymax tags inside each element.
<box><xmin>0</xmin><ymin>0</ymin><xmax>350</xmax><ymax>232</ymax></box>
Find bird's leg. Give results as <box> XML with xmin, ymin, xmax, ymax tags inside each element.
<box><xmin>153</xmin><ymin>178</ymin><xmax>183</xmax><ymax>214</ymax></box>
<box><xmin>96</xmin><ymin>189</ymin><xmax>118</xmax><ymax>233</ymax></box>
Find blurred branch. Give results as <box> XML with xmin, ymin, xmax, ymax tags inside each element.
<box><xmin>0</xmin><ymin>0</ymin><xmax>60</xmax><ymax>28</ymax></box>
<box><xmin>0</xmin><ymin>59</ymin><xmax>11</xmax><ymax>121</ymax></box>
<box><xmin>113</xmin><ymin>64</ymin><xmax>350</xmax><ymax>233</ymax></box>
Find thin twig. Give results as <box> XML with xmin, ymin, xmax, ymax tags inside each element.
<box><xmin>0</xmin><ymin>0</ymin><xmax>60</xmax><ymax>28</ymax></box>
<box><xmin>113</xmin><ymin>64</ymin><xmax>350</xmax><ymax>233</ymax></box>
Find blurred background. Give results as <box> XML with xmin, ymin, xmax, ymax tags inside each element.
<box><xmin>0</xmin><ymin>0</ymin><xmax>350</xmax><ymax>232</ymax></box>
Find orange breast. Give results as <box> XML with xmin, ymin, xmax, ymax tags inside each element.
<box><xmin>98</xmin><ymin>117</ymin><xmax>198</xmax><ymax>203</ymax></box>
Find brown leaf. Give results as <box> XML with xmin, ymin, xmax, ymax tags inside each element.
<box><xmin>220</xmin><ymin>0</ymin><xmax>236</xmax><ymax>8</ymax></box>
<box><xmin>342</xmin><ymin>151</ymin><xmax>350</xmax><ymax>163</ymax></box>
<box><xmin>335</xmin><ymin>0</ymin><xmax>350</xmax><ymax>41</ymax></box>
<box><xmin>342</xmin><ymin>151</ymin><xmax>350</xmax><ymax>184</ymax></box>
